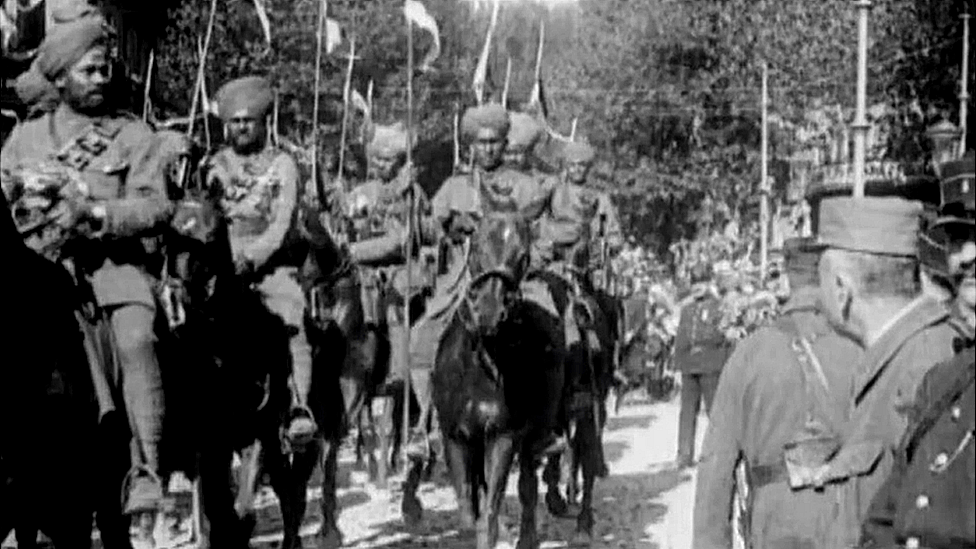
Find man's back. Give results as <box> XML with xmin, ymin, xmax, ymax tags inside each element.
<box><xmin>674</xmin><ymin>292</ymin><xmax>729</xmax><ymax>375</ymax></box>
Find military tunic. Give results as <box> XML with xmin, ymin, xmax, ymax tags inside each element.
<box><xmin>860</xmin><ymin>338</ymin><xmax>975</xmax><ymax>549</ymax></box>
<box><xmin>537</xmin><ymin>181</ymin><xmax>623</xmax><ymax>272</ymax></box>
<box><xmin>693</xmin><ymin>289</ymin><xmax>863</xmax><ymax>549</ymax></box>
<box><xmin>817</xmin><ymin>297</ymin><xmax>958</xmax><ymax>548</ymax></box>
<box><xmin>205</xmin><ymin>145</ymin><xmax>313</xmax><ymax>407</ymax></box>
<box><xmin>344</xmin><ymin>170</ymin><xmax>437</xmax><ymax>380</ymax></box>
<box><xmin>1</xmin><ymin>103</ymin><xmax>171</xmax><ymax>478</ymax></box>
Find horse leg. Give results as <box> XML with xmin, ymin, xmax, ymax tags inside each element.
<box><xmin>316</xmin><ymin>437</ymin><xmax>344</xmax><ymax>549</ymax></box>
<box><xmin>565</xmin><ymin>420</ymin><xmax>579</xmax><ymax>507</ymax></box>
<box><xmin>372</xmin><ymin>394</ymin><xmax>395</xmax><ymax>489</ymax></box>
<box><xmin>199</xmin><ymin>444</ymin><xmax>247</xmax><ymax>549</ymax></box>
<box><xmin>573</xmin><ymin>417</ymin><xmax>598</xmax><ymax>543</ymax></box>
<box><xmin>517</xmin><ymin>443</ymin><xmax>541</xmax><ymax>549</ymax></box>
<box><xmin>232</xmin><ymin>439</ymin><xmax>262</xmax><ymax>538</ymax></box>
<box><xmin>401</xmin><ymin>452</ymin><xmax>426</xmax><ymax>527</ymax></box>
<box><xmin>267</xmin><ymin>439</ymin><xmax>315</xmax><ymax>549</ymax></box>
<box><xmin>444</xmin><ymin>437</ymin><xmax>476</xmax><ymax>531</ymax></box>
<box><xmin>542</xmin><ymin>453</ymin><xmax>569</xmax><ymax>517</ymax></box>
<box><xmin>478</xmin><ymin>434</ymin><xmax>516</xmax><ymax>549</ymax></box>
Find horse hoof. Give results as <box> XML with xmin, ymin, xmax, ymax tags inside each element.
<box><xmin>570</xmin><ymin>531</ymin><xmax>593</xmax><ymax>547</ymax></box>
<box><xmin>545</xmin><ymin>490</ymin><xmax>569</xmax><ymax>517</ymax></box>
<box><xmin>316</xmin><ymin>526</ymin><xmax>343</xmax><ymax>549</ymax></box>
<box><xmin>402</xmin><ymin>495</ymin><xmax>424</xmax><ymax>527</ymax></box>
<box><xmin>516</xmin><ymin>533</ymin><xmax>540</xmax><ymax>549</ymax></box>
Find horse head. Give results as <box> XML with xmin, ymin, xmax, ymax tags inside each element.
<box><xmin>464</xmin><ymin>214</ymin><xmax>531</xmax><ymax>336</ymax></box>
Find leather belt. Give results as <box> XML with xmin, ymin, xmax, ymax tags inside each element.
<box><xmin>748</xmin><ymin>460</ymin><xmax>789</xmax><ymax>489</ymax></box>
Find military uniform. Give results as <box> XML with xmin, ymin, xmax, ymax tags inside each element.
<box><xmin>206</xmin><ymin>76</ymin><xmax>309</xmax><ymax>435</ymax></box>
<box><xmin>2</xmin><ymin>13</ymin><xmax>172</xmax><ymax>520</ymax></box>
<box><xmin>859</xmin><ymin>155</ymin><xmax>976</xmax><ymax>549</ymax></box>
<box><xmin>344</xmin><ymin>124</ymin><xmax>437</xmax><ymax>383</ymax></box>
<box><xmin>794</xmin><ymin>198</ymin><xmax>958</xmax><ymax>548</ymax></box>
<box><xmin>673</xmin><ymin>288</ymin><xmax>731</xmax><ymax>465</ymax></box>
<box><xmin>693</xmin><ymin>238</ymin><xmax>863</xmax><ymax>549</ymax></box>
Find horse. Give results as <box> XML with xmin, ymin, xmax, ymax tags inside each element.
<box><xmin>421</xmin><ymin>213</ymin><xmax>565</xmax><ymax>549</ymax></box>
<box><xmin>0</xmin><ymin>195</ymin><xmax>100</xmax><ymax>548</ymax></box>
<box><xmin>160</xmin><ymin>185</ymin><xmax>322</xmax><ymax>549</ymax></box>
<box><xmin>528</xmin><ymin>260</ymin><xmax>617</xmax><ymax>543</ymax></box>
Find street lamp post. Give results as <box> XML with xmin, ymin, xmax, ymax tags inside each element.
<box><xmin>960</xmin><ymin>10</ymin><xmax>970</xmax><ymax>156</ymax></box>
<box><xmin>926</xmin><ymin>120</ymin><xmax>962</xmax><ymax>178</ymax></box>
<box><xmin>852</xmin><ymin>0</ymin><xmax>872</xmax><ymax>198</ymax></box>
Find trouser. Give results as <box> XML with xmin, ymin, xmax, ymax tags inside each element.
<box><xmin>107</xmin><ymin>303</ymin><xmax>165</xmax><ymax>475</ymax></box>
<box><xmin>258</xmin><ymin>267</ymin><xmax>313</xmax><ymax>413</ymax></box>
<box><xmin>677</xmin><ymin>371</ymin><xmax>720</xmax><ymax>463</ymax></box>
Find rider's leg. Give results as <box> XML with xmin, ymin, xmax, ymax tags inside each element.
<box><xmin>405</xmin><ymin>314</ymin><xmax>437</xmax><ymax>460</ymax></box>
<box><xmin>259</xmin><ymin>267</ymin><xmax>316</xmax><ymax>441</ymax></box>
<box><xmin>519</xmin><ymin>278</ymin><xmax>569</xmax><ymax>456</ymax></box>
<box><xmin>110</xmin><ymin>303</ymin><xmax>165</xmax><ymax>514</ymax></box>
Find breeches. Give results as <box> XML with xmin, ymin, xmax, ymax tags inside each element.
<box><xmin>106</xmin><ymin>303</ymin><xmax>164</xmax><ymax>469</ymax></box>
<box><xmin>257</xmin><ymin>267</ymin><xmax>313</xmax><ymax>405</ymax></box>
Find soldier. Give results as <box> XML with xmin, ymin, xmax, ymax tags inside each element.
<box><xmin>859</xmin><ymin>154</ymin><xmax>975</xmax><ymax>549</ymax></box>
<box><xmin>692</xmin><ymin>237</ymin><xmax>864</xmax><ymax>549</ymax></box>
<box><xmin>789</xmin><ymin>197</ymin><xmax>959</xmax><ymax>548</ymax></box>
<box><xmin>1</xmin><ymin>13</ymin><xmax>173</xmax><ymax>528</ymax></box>
<box><xmin>672</xmin><ymin>263</ymin><xmax>734</xmax><ymax>468</ymax></box>
<box><xmin>205</xmin><ymin>76</ymin><xmax>311</xmax><ymax>444</ymax></box>
<box><xmin>406</xmin><ymin>103</ymin><xmax>559</xmax><ymax>458</ymax></box>
<box><xmin>343</xmin><ymin>122</ymin><xmax>436</xmax><ymax>464</ymax></box>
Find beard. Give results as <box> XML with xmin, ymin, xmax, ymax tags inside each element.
<box><xmin>63</xmin><ymin>84</ymin><xmax>108</xmax><ymax>116</ymax></box>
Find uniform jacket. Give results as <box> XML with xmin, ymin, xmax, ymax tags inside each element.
<box><xmin>344</xmin><ymin>171</ymin><xmax>438</xmax><ymax>303</ymax></box>
<box><xmin>206</xmin><ymin>145</ymin><xmax>299</xmax><ymax>271</ymax></box>
<box><xmin>819</xmin><ymin>296</ymin><xmax>958</xmax><ymax>548</ymax></box>
<box><xmin>538</xmin><ymin>181</ymin><xmax>622</xmax><ymax>256</ymax></box>
<box><xmin>1</xmin><ymin>104</ymin><xmax>172</xmax><ymax>307</ymax></box>
<box><xmin>693</xmin><ymin>289</ymin><xmax>863</xmax><ymax>549</ymax></box>
<box><xmin>673</xmin><ymin>292</ymin><xmax>731</xmax><ymax>375</ymax></box>
<box><xmin>861</xmin><ymin>339</ymin><xmax>975</xmax><ymax>549</ymax></box>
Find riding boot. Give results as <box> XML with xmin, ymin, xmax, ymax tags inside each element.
<box><xmin>405</xmin><ymin>368</ymin><xmax>433</xmax><ymax>460</ymax></box>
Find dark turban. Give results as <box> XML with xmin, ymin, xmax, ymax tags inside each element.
<box><xmin>36</xmin><ymin>16</ymin><xmax>112</xmax><ymax>81</ymax></box>
<box><xmin>461</xmin><ymin>104</ymin><xmax>510</xmax><ymax>138</ymax></box>
<box><xmin>215</xmin><ymin>76</ymin><xmax>275</xmax><ymax>121</ymax></box>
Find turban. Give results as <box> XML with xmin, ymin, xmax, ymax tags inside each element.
<box><xmin>461</xmin><ymin>104</ymin><xmax>510</xmax><ymax>138</ymax></box>
<box><xmin>562</xmin><ymin>141</ymin><xmax>596</xmax><ymax>164</ymax></box>
<box><xmin>52</xmin><ymin>1</ymin><xmax>101</xmax><ymax>24</ymax></box>
<box><xmin>36</xmin><ymin>16</ymin><xmax>112</xmax><ymax>81</ymax></box>
<box><xmin>367</xmin><ymin>123</ymin><xmax>411</xmax><ymax>159</ymax></box>
<box><xmin>15</xmin><ymin>64</ymin><xmax>59</xmax><ymax>110</ymax></box>
<box><xmin>215</xmin><ymin>76</ymin><xmax>275</xmax><ymax>121</ymax></box>
<box><xmin>507</xmin><ymin>112</ymin><xmax>543</xmax><ymax>150</ymax></box>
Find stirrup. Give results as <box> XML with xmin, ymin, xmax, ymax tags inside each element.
<box><xmin>120</xmin><ymin>465</ymin><xmax>166</xmax><ymax>515</ymax></box>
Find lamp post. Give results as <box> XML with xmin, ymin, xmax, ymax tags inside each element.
<box><xmin>926</xmin><ymin>120</ymin><xmax>962</xmax><ymax>178</ymax></box>
<box><xmin>960</xmin><ymin>10</ymin><xmax>971</xmax><ymax>156</ymax></box>
<box><xmin>852</xmin><ymin>0</ymin><xmax>872</xmax><ymax>198</ymax></box>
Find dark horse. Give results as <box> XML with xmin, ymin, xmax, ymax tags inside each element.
<box><xmin>429</xmin><ymin>214</ymin><xmax>564</xmax><ymax>549</ymax></box>
<box><xmin>531</xmin><ymin>263</ymin><xmax>618</xmax><ymax>543</ymax></box>
<box><xmin>161</xmin><ymin>189</ymin><xmax>331</xmax><ymax>549</ymax></box>
<box><xmin>1</xmin><ymin>199</ymin><xmax>100</xmax><ymax>548</ymax></box>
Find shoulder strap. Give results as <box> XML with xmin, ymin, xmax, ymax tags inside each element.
<box><xmin>902</xmin><ymin>348</ymin><xmax>976</xmax><ymax>461</ymax></box>
<box><xmin>777</xmin><ymin>314</ymin><xmax>836</xmax><ymax>422</ymax></box>
<box><xmin>50</xmin><ymin>116</ymin><xmax>122</xmax><ymax>173</ymax></box>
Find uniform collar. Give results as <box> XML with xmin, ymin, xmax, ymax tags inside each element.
<box><xmin>781</xmin><ymin>286</ymin><xmax>819</xmax><ymax>315</ymax></box>
<box><xmin>854</xmin><ymin>295</ymin><xmax>951</xmax><ymax>403</ymax></box>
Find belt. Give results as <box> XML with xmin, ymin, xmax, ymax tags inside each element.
<box><xmin>748</xmin><ymin>460</ymin><xmax>789</xmax><ymax>489</ymax></box>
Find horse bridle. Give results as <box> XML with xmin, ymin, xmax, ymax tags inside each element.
<box><xmin>460</xmin><ymin>267</ymin><xmax>521</xmax><ymax>331</ymax></box>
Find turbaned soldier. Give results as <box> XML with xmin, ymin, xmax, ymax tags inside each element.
<box><xmin>205</xmin><ymin>76</ymin><xmax>312</xmax><ymax>445</ymax></box>
<box><xmin>1</xmin><ymin>14</ymin><xmax>173</xmax><ymax>521</ymax></box>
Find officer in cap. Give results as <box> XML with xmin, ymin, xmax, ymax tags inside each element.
<box><xmin>790</xmin><ymin>197</ymin><xmax>959</xmax><ymax>548</ymax></box>
<box><xmin>694</xmin><ymin>237</ymin><xmax>863</xmax><ymax>549</ymax></box>
<box><xmin>860</xmin><ymin>152</ymin><xmax>975</xmax><ymax>549</ymax></box>
<box><xmin>406</xmin><ymin>103</ymin><xmax>564</xmax><ymax>459</ymax></box>
<box><xmin>2</xmin><ymin>10</ymin><xmax>173</xmax><ymax>529</ymax></box>
<box><xmin>206</xmin><ymin>76</ymin><xmax>312</xmax><ymax>444</ymax></box>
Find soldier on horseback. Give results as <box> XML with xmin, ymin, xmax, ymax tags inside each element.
<box><xmin>407</xmin><ymin>103</ymin><xmax>566</xmax><ymax>459</ymax></box>
<box><xmin>204</xmin><ymin>76</ymin><xmax>313</xmax><ymax>447</ymax></box>
<box><xmin>1</xmin><ymin>11</ymin><xmax>174</xmax><ymax>537</ymax></box>
<box><xmin>342</xmin><ymin>121</ymin><xmax>437</xmax><ymax>476</ymax></box>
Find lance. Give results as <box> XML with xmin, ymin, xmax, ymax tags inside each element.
<box><xmin>177</xmin><ymin>0</ymin><xmax>218</xmax><ymax>191</ymax></box>
<box><xmin>502</xmin><ymin>56</ymin><xmax>511</xmax><ymax>109</ymax></box>
<box><xmin>960</xmin><ymin>10</ymin><xmax>971</xmax><ymax>156</ymax></box>
<box><xmin>337</xmin><ymin>36</ymin><xmax>357</xmax><ymax>191</ymax></box>
<box><xmin>570</xmin><ymin>117</ymin><xmax>578</xmax><ymax>141</ymax></box>
<box><xmin>402</xmin><ymin>0</ymin><xmax>416</xmax><ymax>464</ymax></box>
<box><xmin>311</xmin><ymin>0</ymin><xmax>327</xmax><ymax>203</ymax></box>
<box><xmin>142</xmin><ymin>49</ymin><xmax>154</xmax><ymax>123</ymax></box>
<box><xmin>453</xmin><ymin>102</ymin><xmax>461</xmax><ymax>171</ymax></box>
<box><xmin>197</xmin><ymin>37</ymin><xmax>212</xmax><ymax>150</ymax></box>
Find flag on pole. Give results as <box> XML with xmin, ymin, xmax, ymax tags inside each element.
<box><xmin>527</xmin><ymin>20</ymin><xmax>549</xmax><ymax>120</ymax></box>
<box><xmin>252</xmin><ymin>0</ymin><xmax>272</xmax><ymax>46</ymax></box>
<box><xmin>472</xmin><ymin>0</ymin><xmax>500</xmax><ymax>105</ymax></box>
<box><xmin>404</xmin><ymin>0</ymin><xmax>441</xmax><ymax>72</ymax></box>
<box><xmin>351</xmin><ymin>88</ymin><xmax>370</xmax><ymax>117</ymax></box>
<box><xmin>325</xmin><ymin>17</ymin><xmax>342</xmax><ymax>54</ymax></box>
